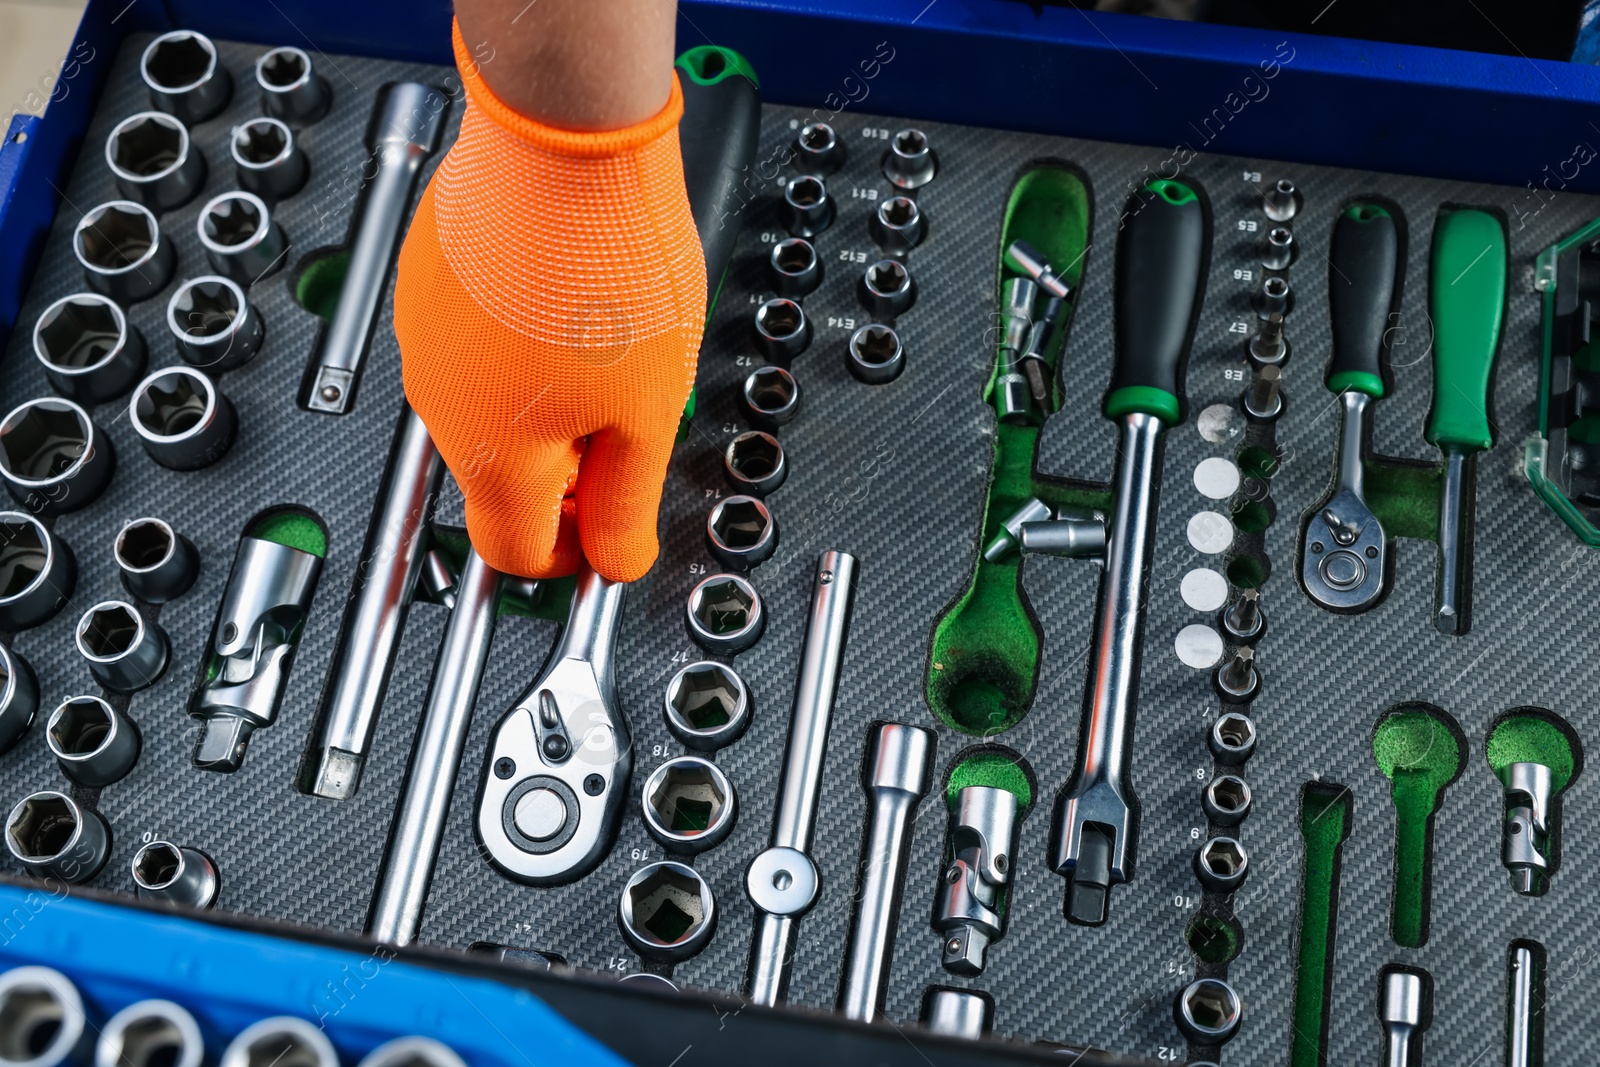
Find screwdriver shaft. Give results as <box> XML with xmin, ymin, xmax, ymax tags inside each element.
<box><xmin>1435</xmin><ymin>448</ymin><xmax>1473</xmax><ymax>635</ymax></box>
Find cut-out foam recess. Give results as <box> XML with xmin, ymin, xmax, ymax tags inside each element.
<box><xmin>1372</xmin><ymin>703</ymin><xmax>1465</xmax><ymax>948</ymax></box>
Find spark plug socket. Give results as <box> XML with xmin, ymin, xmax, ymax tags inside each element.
<box><xmin>115</xmin><ymin>518</ymin><xmax>200</xmax><ymax>603</ymax></box>
<box><xmin>47</xmin><ymin>695</ymin><xmax>142</xmax><ymax>785</ymax></box>
<box><xmin>130</xmin><ymin>367</ymin><xmax>238</xmax><ymax>471</ymax></box>
<box><xmin>0</xmin><ymin>512</ymin><xmax>76</xmax><ymax>630</ymax></box>
<box><xmin>32</xmin><ymin>293</ymin><xmax>146</xmax><ymax>404</ymax></box>
<box><xmin>75</xmin><ymin>601</ymin><xmax>169</xmax><ymax>694</ymax></box>
<box><xmin>74</xmin><ymin>201</ymin><xmax>175</xmax><ymax>304</ymax></box>
<box><xmin>141</xmin><ymin>30</ymin><xmax>231</xmax><ymax>123</ymax></box>
<box><xmin>0</xmin><ymin>398</ymin><xmax>114</xmax><ymax>516</ymax></box>
<box><xmin>231</xmin><ymin>117</ymin><xmax>307</xmax><ymax>201</ymax></box>
<box><xmin>255</xmin><ymin>46</ymin><xmax>331</xmax><ymax>123</ymax></box>
<box><xmin>105</xmin><ymin>112</ymin><xmax>205</xmax><ymax>212</ymax></box>
<box><xmin>5</xmin><ymin>791</ymin><xmax>111</xmax><ymax>883</ymax></box>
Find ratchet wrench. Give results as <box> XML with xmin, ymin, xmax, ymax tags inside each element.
<box><xmin>477</xmin><ymin>563</ymin><xmax>631</xmax><ymax>885</ymax></box>
<box><xmin>1047</xmin><ymin>180</ymin><xmax>1207</xmax><ymax>926</ymax></box>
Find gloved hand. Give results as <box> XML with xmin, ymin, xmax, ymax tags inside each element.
<box><xmin>395</xmin><ymin>21</ymin><xmax>705</xmax><ymax>582</ymax></box>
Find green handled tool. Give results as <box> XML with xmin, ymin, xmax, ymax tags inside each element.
<box><xmin>1300</xmin><ymin>203</ymin><xmax>1398</xmax><ymax>613</ymax></box>
<box><xmin>1049</xmin><ymin>179</ymin><xmax>1207</xmax><ymax>926</ymax></box>
<box><xmin>1426</xmin><ymin>207</ymin><xmax>1506</xmax><ymax>636</ymax></box>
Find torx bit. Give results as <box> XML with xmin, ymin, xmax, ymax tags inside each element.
<box><xmin>1379</xmin><ymin>969</ymin><xmax>1430</xmax><ymax>1067</ymax></box>
<box><xmin>1214</xmin><ymin>646</ymin><xmax>1260</xmax><ymax>704</ymax></box>
<box><xmin>1220</xmin><ymin>589</ymin><xmax>1265</xmax><ymax>643</ymax></box>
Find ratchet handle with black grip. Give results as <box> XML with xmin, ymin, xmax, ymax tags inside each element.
<box><xmin>676</xmin><ymin>46</ymin><xmax>761</xmax><ymax>311</ymax></box>
<box><xmin>1105</xmin><ymin>179</ymin><xmax>1208</xmax><ymax>427</ymax></box>
<box><xmin>1326</xmin><ymin>202</ymin><xmax>1399</xmax><ymax>398</ymax></box>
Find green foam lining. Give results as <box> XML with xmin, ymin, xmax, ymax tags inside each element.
<box><xmin>1373</xmin><ymin>706</ymin><xmax>1463</xmax><ymax>948</ymax></box>
<box><xmin>247</xmin><ymin>509</ymin><xmax>327</xmax><ymax>557</ymax></box>
<box><xmin>1487</xmin><ymin>714</ymin><xmax>1576</xmax><ymax>792</ymax></box>
<box><xmin>945</xmin><ymin>751</ymin><xmax>1032</xmax><ymax>813</ymax></box>
<box><xmin>1290</xmin><ymin>783</ymin><xmax>1352</xmax><ymax>1067</ymax></box>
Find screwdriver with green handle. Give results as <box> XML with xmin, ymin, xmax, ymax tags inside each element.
<box><xmin>1049</xmin><ymin>178</ymin><xmax>1207</xmax><ymax>926</ymax></box>
<box><xmin>1427</xmin><ymin>208</ymin><xmax>1507</xmax><ymax>636</ymax></box>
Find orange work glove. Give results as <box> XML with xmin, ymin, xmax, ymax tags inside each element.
<box><xmin>394</xmin><ymin>22</ymin><xmax>705</xmax><ymax>582</ymax></box>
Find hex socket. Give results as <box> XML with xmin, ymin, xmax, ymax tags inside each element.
<box><xmin>795</xmin><ymin>122</ymin><xmax>845</xmax><ymax>174</ymax></box>
<box><xmin>97</xmin><ymin>999</ymin><xmax>205</xmax><ymax>1067</ymax></box>
<box><xmin>707</xmin><ymin>494</ymin><xmax>777</xmax><ymax>569</ymax></box>
<box><xmin>685</xmin><ymin>572</ymin><xmax>765</xmax><ymax>653</ymax></box>
<box><xmin>199</xmin><ymin>191</ymin><xmax>288</xmax><ymax>283</ymax></box>
<box><xmin>105</xmin><ymin>111</ymin><xmax>206</xmax><ymax>212</ymax></box>
<box><xmin>0</xmin><ymin>645</ymin><xmax>38</xmax><ymax>756</ymax></box>
<box><xmin>1175</xmin><ymin>978</ymin><xmax>1242</xmax><ymax>1044</ymax></box>
<box><xmin>130</xmin><ymin>367</ymin><xmax>238</xmax><ymax>471</ymax></box>
<box><xmin>115</xmin><ymin>518</ymin><xmax>200</xmax><ymax>603</ymax></box>
<box><xmin>166</xmin><ymin>275</ymin><xmax>264</xmax><ymax>371</ymax></box>
<box><xmin>141</xmin><ymin>30</ymin><xmax>231</xmax><ymax>123</ymax></box>
<box><xmin>767</xmin><ymin>237</ymin><xmax>822</xmax><ymax>298</ymax></box>
<box><xmin>663</xmin><ymin>660</ymin><xmax>751</xmax><ymax>750</ymax></box>
<box><xmin>4</xmin><ymin>790</ymin><xmax>111</xmax><ymax>883</ymax></box>
<box><xmin>883</xmin><ymin>128</ymin><xmax>936</xmax><ymax>188</ymax></box>
<box><xmin>131</xmin><ymin>841</ymin><xmax>219</xmax><ymax>909</ymax></box>
<box><xmin>0</xmin><ymin>512</ymin><xmax>76</xmax><ymax>630</ymax></box>
<box><xmin>1208</xmin><ymin>711</ymin><xmax>1258</xmax><ymax>765</ymax></box>
<box><xmin>0</xmin><ymin>398</ymin><xmax>114</xmax><ymax>516</ymax></box>
<box><xmin>847</xmin><ymin>323</ymin><xmax>905</xmax><ymax>385</ymax></box>
<box><xmin>1193</xmin><ymin>836</ymin><xmax>1250</xmax><ymax>893</ymax></box>
<box><xmin>1202</xmin><ymin>774</ymin><xmax>1252</xmax><ymax>827</ymax></box>
<box><xmin>723</xmin><ymin>431</ymin><xmax>786</xmax><ymax>497</ymax></box>
<box><xmin>255</xmin><ymin>46</ymin><xmax>331</xmax><ymax>124</ymax></box>
<box><xmin>1261</xmin><ymin>225</ymin><xmax>1295</xmax><ymax>270</ymax></box>
<box><xmin>741</xmin><ymin>366</ymin><xmax>801</xmax><ymax>429</ymax></box>
<box><xmin>859</xmin><ymin>259</ymin><xmax>917</xmax><ymax>318</ymax></box>
<box><xmin>32</xmin><ymin>293</ymin><xmax>146</xmax><ymax>404</ymax></box>
<box><xmin>356</xmin><ymin>1038</ymin><xmax>467</xmax><ymax>1067</ymax></box>
<box><xmin>74</xmin><ymin>200</ymin><xmax>175</xmax><ymax>304</ymax></box>
<box><xmin>47</xmin><ymin>695</ymin><xmax>142</xmax><ymax>786</ymax></box>
<box><xmin>870</xmin><ymin>195</ymin><xmax>924</xmax><ymax>252</ymax></box>
<box><xmin>231</xmin><ymin>117</ymin><xmax>307</xmax><ymax>200</ymax></box>
<box><xmin>753</xmin><ymin>298</ymin><xmax>811</xmax><ymax>361</ymax></box>
<box><xmin>618</xmin><ymin>860</ymin><xmax>718</xmax><ymax>962</ymax></box>
<box><xmin>0</xmin><ymin>966</ymin><xmax>89</xmax><ymax>1067</ymax></box>
<box><xmin>75</xmin><ymin>602</ymin><xmax>169</xmax><ymax>694</ymax></box>
<box><xmin>780</xmin><ymin>175</ymin><xmax>835</xmax><ymax>238</ymax></box>
<box><xmin>221</xmin><ymin>1018</ymin><xmax>338</xmax><ymax>1067</ymax></box>
<box><xmin>641</xmin><ymin>755</ymin><xmax>737</xmax><ymax>854</ymax></box>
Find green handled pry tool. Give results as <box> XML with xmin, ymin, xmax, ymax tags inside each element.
<box><xmin>1301</xmin><ymin>203</ymin><xmax>1398</xmax><ymax>614</ymax></box>
<box><xmin>1048</xmin><ymin>179</ymin><xmax>1207</xmax><ymax>926</ymax></box>
<box><xmin>1426</xmin><ymin>208</ymin><xmax>1506</xmax><ymax>636</ymax></box>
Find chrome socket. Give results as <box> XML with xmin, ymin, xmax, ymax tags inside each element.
<box><xmin>0</xmin><ymin>398</ymin><xmax>113</xmax><ymax>516</ymax></box>
<box><xmin>231</xmin><ymin>117</ymin><xmax>307</xmax><ymax>201</ymax></box>
<box><xmin>1253</xmin><ymin>274</ymin><xmax>1292</xmax><ymax>319</ymax></box>
<box><xmin>1247</xmin><ymin>312</ymin><xmax>1289</xmax><ymax>368</ymax></box>
<box><xmin>1261</xmin><ymin>225</ymin><xmax>1296</xmax><ymax>270</ymax></box>
<box><xmin>105</xmin><ymin>112</ymin><xmax>205</xmax><ymax>212</ymax></box>
<box><xmin>779</xmin><ymin>175</ymin><xmax>835</xmax><ymax>238</ymax></box>
<box><xmin>1263</xmin><ymin>178</ymin><xmax>1299</xmax><ymax>222</ymax></box>
<box><xmin>74</xmin><ymin>200</ymin><xmax>174</xmax><ymax>304</ymax></box>
<box><xmin>0</xmin><ymin>512</ymin><xmax>75</xmax><ymax>630</ymax></box>
<box><xmin>1194</xmin><ymin>836</ymin><xmax>1249</xmax><ymax>893</ymax></box>
<box><xmin>794</xmin><ymin>122</ymin><xmax>845</xmax><ymax>174</ymax></box>
<box><xmin>199</xmin><ymin>191</ymin><xmax>288</xmax><ymax>283</ymax></box>
<box><xmin>883</xmin><ymin>128</ymin><xmax>936</xmax><ymax>188</ymax></box>
<box><xmin>753</xmin><ymin>298</ymin><xmax>811</xmax><ymax>361</ymax></box>
<box><xmin>723</xmin><ymin>431</ymin><xmax>786</xmax><ymax>496</ymax></box>
<box><xmin>1175</xmin><ymin>978</ymin><xmax>1243</xmax><ymax>1044</ymax></box>
<box><xmin>767</xmin><ymin>237</ymin><xmax>822</xmax><ymax>298</ymax></box>
<box><xmin>166</xmin><ymin>275</ymin><xmax>263</xmax><ymax>371</ymax></box>
<box><xmin>685</xmin><ymin>572</ymin><xmax>764</xmax><ymax>653</ymax></box>
<box><xmin>75</xmin><ymin>601</ymin><xmax>169</xmax><ymax>694</ymax></box>
<box><xmin>982</xmin><ymin>497</ymin><xmax>1052</xmax><ymax>562</ymax></box>
<box><xmin>1209</xmin><ymin>711</ymin><xmax>1257</xmax><ymax>764</ymax></box>
<box><xmin>707</xmin><ymin>494</ymin><xmax>777</xmax><ymax>569</ymax></box>
<box><xmin>1242</xmin><ymin>365</ymin><xmax>1284</xmax><ymax>423</ymax></box>
<box><xmin>1019</xmin><ymin>516</ymin><xmax>1108</xmax><ymax>559</ymax></box>
<box><xmin>4</xmin><ymin>790</ymin><xmax>110</xmax><ymax>883</ymax></box>
<box><xmin>97</xmin><ymin>999</ymin><xmax>205</xmax><ymax>1067</ymax></box>
<box><xmin>922</xmin><ymin>988</ymin><xmax>993</xmax><ymax>1040</ymax></box>
<box><xmin>741</xmin><ymin>366</ymin><xmax>801</xmax><ymax>429</ymax></box>
<box><xmin>1202</xmin><ymin>774</ymin><xmax>1252</xmax><ymax>827</ymax></box>
<box><xmin>115</xmin><ymin>518</ymin><xmax>200</xmax><ymax>603</ymax></box>
<box><xmin>870</xmin><ymin>195</ymin><xmax>924</xmax><ymax>253</ymax></box>
<box><xmin>356</xmin><ymin>1038</ymin><xmax>467</xmax><ymax>1067</ymax></box>
<box><xmin>0</xmin><ymin>966</ymin><xmax>89</xmax><ymax>1067</ymax></box>
<box><xmin>47</xmin><ymin>695</ymin><xmax>142</xmax><ymax>786</ymax></box>
<box><xmin>131</xmin><ymin>841</ymin><xmax>219</xmax><ymax>909</ymax></box>
<box><xmin>641</xmin><ymin>755</ymin><xmax>737</xmax><ymax>854</ymax></box>
<box><xmin>221</xmin><ymin>1018</ymin><xmax>338</xmax><ymax>1067</ymax></box>
<box><xmin>255</xmin><ymin>46</ymin><xmax>331</xmax><ymax>124</ymax></box>
<box><xmin>0</xmin><ymin>645</ymin><xmax>39</xmax><ymax>755</ymax></box>
<box><xmin>130</xmin><ymin>367</ymin><xmax>238</xmax><ymax>471</ymax></box>
<box><xmin>32</xmin><ymin>293</ymin><xmax>146</xmax><ymax>404</ymax></box>
<box><xmin>617</xmin><ymin>861</ymin><xmax>717</xmax><ymax>962</ymax></box>
<box><xmin>141</xmin><ymin>30</ymin><xmax>231</xmax><ymax>123</ymax></box>
<box><xmin>846</xmin><ymin>323</ymin><xmax>904</xmax><ymax>385</ymax></box>
<box><xmin>859</xmin><ymin>259</ymin><xmax>916</xmax><ymax>318</ymax></box>
<box><xmin>663</xmin><ymin>660</ymin><xmax>751</xmax><ymax>750</ymax></box>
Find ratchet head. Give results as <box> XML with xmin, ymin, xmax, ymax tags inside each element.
<box><xmin>1048</xmin><ymin>777</ymin><xmax>1132</xmax><ymax>926</ymax></box>
<box><xmin>478</xmin><ymin>568</ymin><xmax>631</xmax><ymax>885</ymax></box>
<box><xmin>1301</xmin><ymin>488</ymin><xmax>1387</xmax><ymax>612</ymax></box>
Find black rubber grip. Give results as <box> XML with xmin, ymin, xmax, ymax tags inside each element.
<box><xmin>1108</xmin><ymin>181</ymin><xmax>1207</xmax><ymax>424</ymax></box>
<box><xmin>680</xmin><ymin>73</ymin><xmax>761</xmax><ymax>308</ymax></box>
<box><xmin>1326</xmin><ymin>203</ymin><xmax>1399</xmax><ymax>395</ymax></box>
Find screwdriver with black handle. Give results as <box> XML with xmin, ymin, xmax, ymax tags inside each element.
<box><xmin>1426</xmin><ymin>207</ymin><xmax>1506</xmax><ymax>636</ymax></box>
<box><xmin>1048</xmin><ymin>180</ymin><xmax>1208</xmax><ymax>926</ymax></box>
